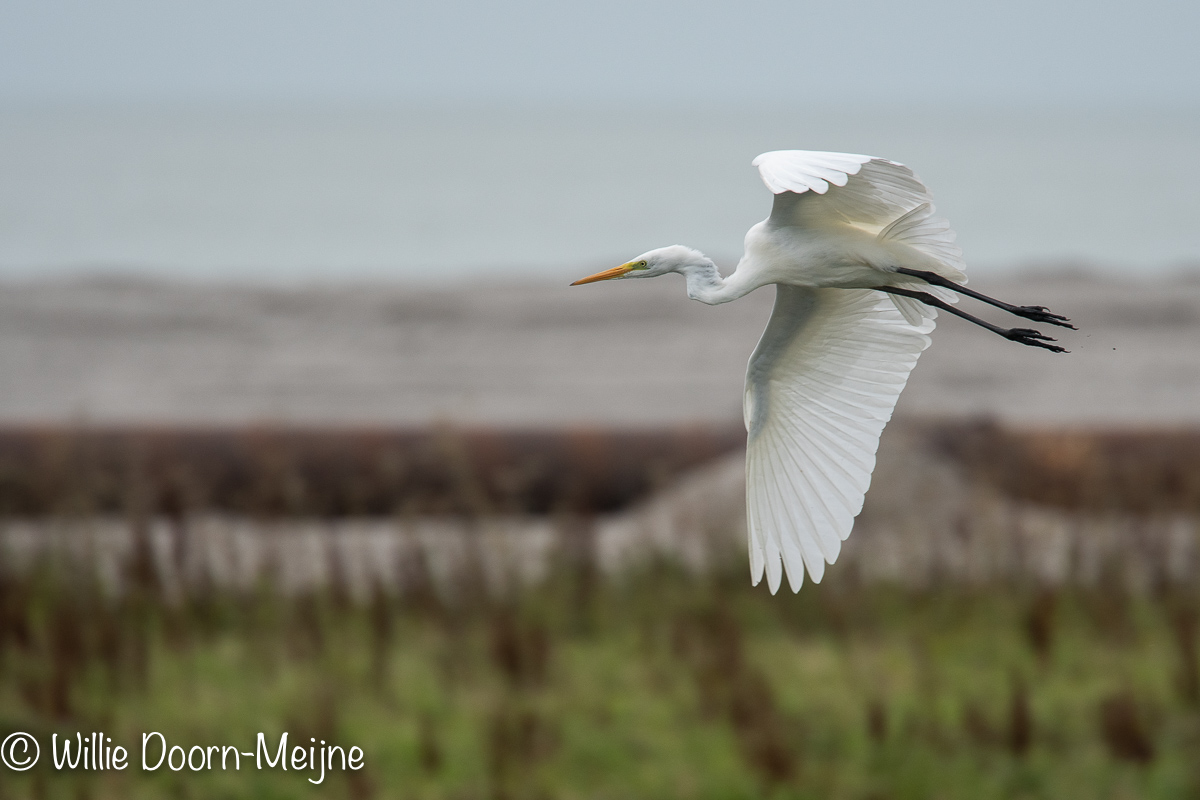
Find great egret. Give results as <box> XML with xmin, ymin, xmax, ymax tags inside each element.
<box><xmin>571</xmin><ymin>150</ymin><xmax>1074</xmax><ymax>594</ymax></box>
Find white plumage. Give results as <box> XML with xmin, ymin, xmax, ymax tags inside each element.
<box><xmin>572</xmin><ymin>150</ymin><xmax>1072</xmax><ymax>593</ymax></box>
<box><xmin>743</xmin><ymin>286</ymin><xmax>932</xmax><ymax>591</ymax></box>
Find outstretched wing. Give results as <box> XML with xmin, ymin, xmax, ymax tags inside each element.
<box><xmin>753</xmin><ymin>148</ymin><xmax>967</xmax><ymax>318</ymax></box>
<box><xmin>753</xmin><ymin>149</ymin><xmax>930</xmax><ymax>229</ymax></box>
<box><xmin>744</xmin><ymin>285</ymin><xmax>933</xmax><ymax>593</ymax></box>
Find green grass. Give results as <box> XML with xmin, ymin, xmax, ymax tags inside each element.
<box><xmin>3</xmin><ymin>553</ymin><xmax>1200</xmax><ymax>799</ymax></box>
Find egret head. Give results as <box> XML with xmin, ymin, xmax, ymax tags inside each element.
<box><xmin>570</xmin><ymin>245</ymin><xmax>711</xmax><ymax>285</ymax></box>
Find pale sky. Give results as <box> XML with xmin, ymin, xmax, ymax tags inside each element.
<box><xmin>2</xmin><ymin>1</ymin><xmax>1197</xmax><ymax>280</ymax></box>
<box><xmin>1</xmin><ymin>0</ymin><xmax>1197</xmax><ymax>108</ymax></box>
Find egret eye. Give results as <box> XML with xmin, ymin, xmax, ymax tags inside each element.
<box><xmin>637</xmin><ymin>261</ymin><xmax>648</xmax><ymax>268</ymax></box>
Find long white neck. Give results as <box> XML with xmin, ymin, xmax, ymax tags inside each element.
<box><xmin>679</xmin><ymin>259</ymin><xmax>759</xmax><ymax>305</ymax></box>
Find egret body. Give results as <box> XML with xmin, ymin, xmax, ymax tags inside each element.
<box><xmin>572</xmin><ymin>150</ymin><xmax>1073</xmax><ymax>594</ymax></box>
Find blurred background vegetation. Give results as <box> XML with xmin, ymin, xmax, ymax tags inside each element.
<box><xmin>2</xmin><ymin>423</ymin><xmax>1200</xmax><ymax>800</ymax></box>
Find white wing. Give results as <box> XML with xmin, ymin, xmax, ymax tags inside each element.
<box><xmin>752</xmin><ymin>150</ymin><xmax>965</xmax><ymax>281</ymax></box>
<box><xmin>754</xmin><ymin>149</ymin><xmax>927</xmax><ymax>228</ymax></box>
<box><xmin>744</xmin><ymin>285</ymin><xmax>933</xmax><ymax>593</ymax></box>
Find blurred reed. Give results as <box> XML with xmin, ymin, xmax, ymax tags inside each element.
<box><xmin>0</xmin><ymin>425</ymin><xmax>743</xmax><ymax>518</ymax></box>
<box><xmin>4</xmin><ymin>536</ymin><xmax>1199</xmax><ymax>797</ymax></box>
<box><xmin>1</xmin><ymin>420</ymin><xmax>1199</xmax><ymax>797</ymax></box>
<box><xmin>4</xmin><ymin>420</ymin><xmax>1199</xmax><ymax>599</ymax></box>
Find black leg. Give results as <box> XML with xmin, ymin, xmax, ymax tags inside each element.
<box><xmin>894</xmin><ymin>268</ymin><xmax>1076</xmax><ymax>330</ymax></box>
<box><xmin>875</xmin><ymin>286</ymin><xmax>1067</xmax><ymax>353</ymax></box>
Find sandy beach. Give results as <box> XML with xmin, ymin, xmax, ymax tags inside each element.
<box><xmin>1</xmin><ymin>272</ymin><xmax>1196</xmax><ymax>428</ymax></box>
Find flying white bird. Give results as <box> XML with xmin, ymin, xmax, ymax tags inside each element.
<box><xmin>571</xmin><ymin>150</ymin><xmax>1074</xmax><ymax>594</ymax></box>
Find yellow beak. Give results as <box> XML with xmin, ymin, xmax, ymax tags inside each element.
<box><xmin>570</xmin><ymin>262</ymin><xmax>636</xmax><ymax>286</ymax></box>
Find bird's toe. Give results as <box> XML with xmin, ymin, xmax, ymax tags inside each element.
<box><xmin>1016</xmin><ymin>305</ymin><xmax>1077</xmax><ymax>330</ymax></box>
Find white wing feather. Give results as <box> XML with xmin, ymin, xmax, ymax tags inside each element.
<box><xmin>744</xmin><ymin>285</ymin><xmax>933</xmax><ymax>593</ymax></box>
<box><xmin>753</xmin><ymin>150</ymin><xmax>966</xmax><ymax>281</ymax></box>
<box><xmin>753</xmin><ymin>150</ymin><xmax>928</xmax><ymax>227</ymax></box>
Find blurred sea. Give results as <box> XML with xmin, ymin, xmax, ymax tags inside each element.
<box><xmin>1</xmin><ymin>104</ymin><xmax>1198</xmax><ymax>283</ymax></box>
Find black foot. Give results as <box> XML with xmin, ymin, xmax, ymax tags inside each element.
<box><xmin>1011</xmin><ymin>305</ymin><xmax>1077</xmax><ymax>330</ymax></box>
<box><xmin>1005</xmin><ymin>328</ymin><xmax>1067</xmax><ymax>353</ymax></box>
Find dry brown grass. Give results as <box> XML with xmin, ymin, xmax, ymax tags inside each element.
<box><xmin>5</xmin><ymin>420</ymin><xmax>1199</xmax><ymax>521</ymax></box>
<box><xmin>0</xmin><ymin>425</ymin><xmax>743</xmax><ymax>518</ymax></box>
<box><xmin>936</xmin><ymin>421</ymin><xmax>1200</xmax><ymax>514</ymax></box>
